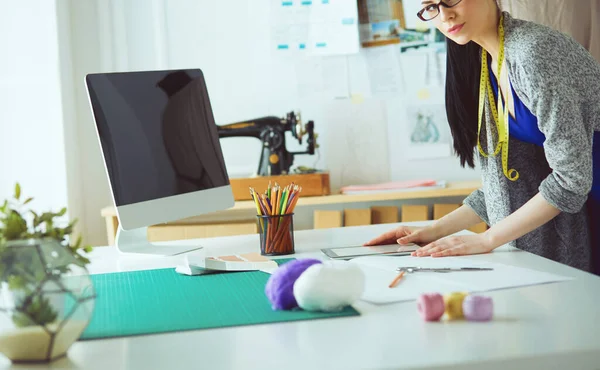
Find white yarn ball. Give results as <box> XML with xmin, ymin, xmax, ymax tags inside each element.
<box><xmin>293</xmin><ymin>261</ymin><xmax>365</xmax><ymax>312</ymax></box>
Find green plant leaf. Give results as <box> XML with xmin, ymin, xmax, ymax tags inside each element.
<box><xmin>4</xmin><ymin>211</ymin><xmax>28</xmax><ymax>240</ymax></box>
<box><xmin>32</xmin><ymin>211</ymin><xmax>41</xmax><ymax>228</ymax></box>
<box><xmin>13</xmin><ymin>294</ymin><xmax>58</xmax><ymax>327</ymax></box>
<box><xmin>1</xmin><ymin>184</ymin><xmax>94</xmax><ymax>329</ymax></box>
<box><xmin>63</xmin><ymin>225</ymin><xmax>73</xmax><ymax>235</ymax></box>
<box><xmin>7</xmin><ymin>275</ymin><xmax>25</xmax><ymax>290</ymax></box>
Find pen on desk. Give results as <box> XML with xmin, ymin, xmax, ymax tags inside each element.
<box><xmin>388</xmin><ymin>270</ymin><xmax>405</xmax><ymax>288</ymax></box>
<box><xmin>396</xmin><ymin>267</ymin><xmax>494</xmax><ymax>273</ymax></box>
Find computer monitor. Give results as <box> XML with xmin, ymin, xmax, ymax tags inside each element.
<box><xmin>85</xmin><ymin>69</ymin><xmax>235</xmax><ymax>256</ymax></box>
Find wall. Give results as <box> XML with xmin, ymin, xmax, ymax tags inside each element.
<box><xmin>54</xmin><ymin>0</ymin><xmax>112</xmax><ymax>247</ymax></box>
<box><xmin>501</xmin><ymin>0</ymin><xmax>600</xmax><ymax>62</ymax></box>
<box><xmin>62</xmin><ymin>0</ymin><xmax>480</xmax><ymax>246</ymax></box>
<box><xmin>0</xmin><ymin>1</ymin><xmax>69</xmax><ymax>222</ymax></box>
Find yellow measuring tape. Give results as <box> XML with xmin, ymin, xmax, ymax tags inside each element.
<box><xmin>477</xmin><ymin>14</ymin><xmax>519</xmax><ymax>181</ymax></box>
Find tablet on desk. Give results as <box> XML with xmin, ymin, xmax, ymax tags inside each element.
<box><xmin>321</xmin><ymin>244</ymin><xmax>419</xmax><ymax>260</ymax></box>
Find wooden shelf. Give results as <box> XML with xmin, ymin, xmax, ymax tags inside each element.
<box><xmin>101</xmin><ymin>180</ymin><xmax>481</xmax><ymax>218</ymax></box>
<box><xmin>100</xmin><ymin>180</ymin><xmax>482</xmax><ymax>244</ymax></box>
<box><xmin>361</xmin><ymin>38</ymin><xmax>400</xmax><ymax>48</ymax></box>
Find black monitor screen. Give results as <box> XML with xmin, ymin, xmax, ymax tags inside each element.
<box><xmin>86</xmin><ymin>69</ymin><xmax>229</xmax><ymax>206</ymax></box>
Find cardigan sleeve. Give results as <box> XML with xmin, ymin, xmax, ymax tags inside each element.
<box><xmin>463</xmin><ymin>188</ymin><xmax>490</xmax><ymax>225</ymax></box>
<box><xmin>520</xmin><ymin>38</ymin><xmax>595</xmax><ymax>213</ymax></box>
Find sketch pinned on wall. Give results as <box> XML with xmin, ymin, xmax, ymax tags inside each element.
<box><xmin>405</xmin><ymin>103</ymin><xmax>451</xmax><ymax>159</ymax></box>
<box><xmin>410</xmin><ymin>111</ymin><xmax>440</xmax><ymax>144</ymax></box>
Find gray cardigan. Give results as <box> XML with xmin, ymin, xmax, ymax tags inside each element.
<box><xmin>463</xmin><ymin>12</ymin><xmax>600</xmax><ymax>272</ymax></box>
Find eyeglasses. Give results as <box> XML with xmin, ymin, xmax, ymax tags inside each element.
<box><xmin>417</xmin><ymin>0</ymin><xmax>464</xmax><ymax>21</ymax></box>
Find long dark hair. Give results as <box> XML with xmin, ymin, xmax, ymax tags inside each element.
<box><xmin>445</xmin><ymin>38</ymin><xmax>482</xmax><ymax>168</ymax></box>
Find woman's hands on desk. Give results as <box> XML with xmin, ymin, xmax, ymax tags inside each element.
<box><xmin>363</xmin><ymin>226</ymin><xmax>441</xmax><ymax>247</ymax></box>
<box><xmin>411</xmin><ymin>234</ymin><xmax>494</xmax><ymax>257</ymax></box>
<box><xmin>363</xmin><ymin>225</ymin><xmax>490</xmax><ymax>256</ymax></box>
<box><xmin>364</xmin><ymin>225</ymin><xmax>494</xmax><ymax>257</ymax></box>
<box><xmin>364</xmin><ymin>205</ymin><xmax>494</xmax><ymax>257</ymax></box>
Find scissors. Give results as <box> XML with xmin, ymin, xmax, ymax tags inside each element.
<box><xmin>396</xmin><ymin>267</ymin><xmax>494</xmax><ymax>273</ymax></box>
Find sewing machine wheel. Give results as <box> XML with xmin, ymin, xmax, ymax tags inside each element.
<box><xmin>260</xmin><ymin>127</ymin><xmax>284</xmax><ymax>150</ymax></box>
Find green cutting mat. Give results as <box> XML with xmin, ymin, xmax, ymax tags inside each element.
<box><xmin>80</xmin><ymin>261</ymin><xmax>359</xmax><ymax>340</ymax></box>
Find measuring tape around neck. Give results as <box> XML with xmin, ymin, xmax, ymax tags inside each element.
<box><xmin>476</xmin><ymin>14</ymin><xmax>519</xmax><ymax>182</ymax></box>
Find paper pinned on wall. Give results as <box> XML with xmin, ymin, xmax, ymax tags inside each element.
<box><xmin>363</xmin><ymin>44</ymin><xmax>403</xmax><ymax>97</ymax></box>
<box><xmin>295</xmin><ymin>55</ymin><xmax>349</xmax><ymax>99</ymax></box>
<box><xmin>270</xmin><ymin>0</ymin><xmax>359</xmax><ymax>56</ymax></box>
<box><xmin>405</xmin><ymin>103</ymin><xmax>451</xmax><ymax>159</ymax></box>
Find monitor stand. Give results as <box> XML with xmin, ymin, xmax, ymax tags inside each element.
<box><xmin>115</xmin><ymin>225</ymin><xmax>203</xmax><ymax>256</ymax></box>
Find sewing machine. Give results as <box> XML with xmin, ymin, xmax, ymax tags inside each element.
<box><xmin>217</xmin><ymin>111</ymin><xmax>317</xmax><ymax>176</ymax></box>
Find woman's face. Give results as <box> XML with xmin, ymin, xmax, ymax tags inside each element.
<box><xmin>420</xmin><ymin>0</ymin><xmax>498</xmax><ymax>45</ymax></box>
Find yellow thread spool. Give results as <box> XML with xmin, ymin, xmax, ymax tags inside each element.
<box><xmin>444</xmin><ymin>292</ymin><xmax>468</xmax><ymax>320</ymax></box>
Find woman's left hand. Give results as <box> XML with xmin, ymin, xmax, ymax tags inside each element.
<box><xmin>412</xmin><ymin>234</ymin><xmax>494</xmax><ymax>258</ymax></box>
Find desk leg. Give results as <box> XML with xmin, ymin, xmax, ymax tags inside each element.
<box><xmin>105</xmin><ymin>215</ymin><xmax>118</xmax><ymax>246</ymax></box>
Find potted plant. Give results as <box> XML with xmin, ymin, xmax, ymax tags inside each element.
<box><xmin>0</xmin><ymin>183</ymin><xmax>95</xmax><ymax>362</ymax></box>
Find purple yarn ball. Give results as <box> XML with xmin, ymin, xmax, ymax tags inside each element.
<box><xmin>265</xmin><ymin>259</ymin><xmax>323</xmax><ymax>310</ymax></box>
<box><xmin>462</xmin><ymin>295</ymin><xmax>493</xmax><ymax>322</ymax></box>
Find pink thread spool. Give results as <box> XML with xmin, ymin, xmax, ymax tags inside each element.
<box><xmin>462</xmin><ymin>295</ymin><xmax>493</xmax><ymax>322</ymax></box>
<box><xmin>417</xmin><ymin>293</ymin><xmax>445</xmax><ymax>322</ymax></box>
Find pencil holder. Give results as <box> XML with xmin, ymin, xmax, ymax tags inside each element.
<box><xmin>258</xmin><ymin>213</ymin><xmax>295</xmax><ymax>256</ymax></box>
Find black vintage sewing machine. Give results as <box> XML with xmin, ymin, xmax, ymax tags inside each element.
<box><xmin>217</xmin><ymin>111</ymin><xmax>317</xmax><ymax>176</ymax></box>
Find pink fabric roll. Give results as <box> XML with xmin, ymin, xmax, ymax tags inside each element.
<box><xmin>462</xmin><ymin>295</ymin><xmax>493</xmax><ymax>322</ymax></box>
<box><xmin>417</xmin><ymin>293</ymin><xmax>445</xmax><ymax>322</ymax></box>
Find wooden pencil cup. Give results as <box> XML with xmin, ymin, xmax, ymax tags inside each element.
<box><xmin>258</xmin><ymin>213</ymin><xmax>295</xmax><ymax>256</ymax></box>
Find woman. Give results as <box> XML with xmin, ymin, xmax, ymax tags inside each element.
<box><xmin>365</xmin><ymin>0</ymin><xmax>600</xmax><ymax>274</ymax></box>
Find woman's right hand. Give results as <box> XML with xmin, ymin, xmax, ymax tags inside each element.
<box><xmin>363</xmin><ymin>225</ymin><xmax>440</xmax><ymax>247</ymax></box>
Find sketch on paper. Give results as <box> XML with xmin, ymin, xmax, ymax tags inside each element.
<box><xmin>405</xmin><ymin>104</ymin><xmax>451</xmax><ymax>159</ymax></box>
<box><xmin>410</xmin><ymin>111</ymin><xmax>440</xmax><ymax>144</ymax></box>
<box><xmin>407</xmin><ymin>105</ymin><xmax>448</xmax><ymax>143</ymax></box>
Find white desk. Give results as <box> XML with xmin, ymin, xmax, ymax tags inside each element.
<box><xmin>4</xmin><ymin>223</ymin><xmax>600</xmax><ymax>370</ymax></box>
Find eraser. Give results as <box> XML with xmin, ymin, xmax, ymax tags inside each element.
<box><xmin>444</xmin><ymin>292</ymin><xmax>468</xmax><ymax>320</ymax></box>
<box><xmin>175</xmin><ymin>265</ymin><xmax>221</xmax><ymax>276</ymax></box>
<box><xmin>463</xmin><ymin>295</ymin><xmax>493</xmax><ymax>322</ymax></box>
<box><xmin>417</xmin><ymin>293</ymin><xmax>445</xmax><ymax>322</ymax></box>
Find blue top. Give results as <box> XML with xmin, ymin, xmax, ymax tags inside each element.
<box><xmin>489</xmin><ymin>70</ymin><xmax>600</xmax><ymax>202</ymax></box>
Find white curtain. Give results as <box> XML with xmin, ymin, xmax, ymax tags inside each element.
<box><xmin>501</xmin><ymin>0</ymin><xmax>600</xmax><ymax>62</ymax></box>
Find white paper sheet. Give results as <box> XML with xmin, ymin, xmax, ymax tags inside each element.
<box><xmin>363</xmin><ymin>44</ymin><xmax>403</xmax><ymax>97</ymax></box>
<box><xmin>270</xmin><ymin>0</ymin><xmax>359</xmax><ymax>56</ymax></box>
<box><xmin>350</xmin><ymin>256</ymin><xmax>573</xmax><ymax>304</ymax></box>
<box><xmin>295</xmin><ymin>55</ymin><xmax>349</xmax><ymax>99</ymax></box>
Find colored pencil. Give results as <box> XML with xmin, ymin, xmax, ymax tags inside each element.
<box><xmin>250</xmin><ymin>183</ymin><xmax>303</xmax><ymax>254</ymax></box>
<box><xmin>388</xmin><ymin>271</ymin><xmax>405</xmax><ymax>288</ymax></box>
